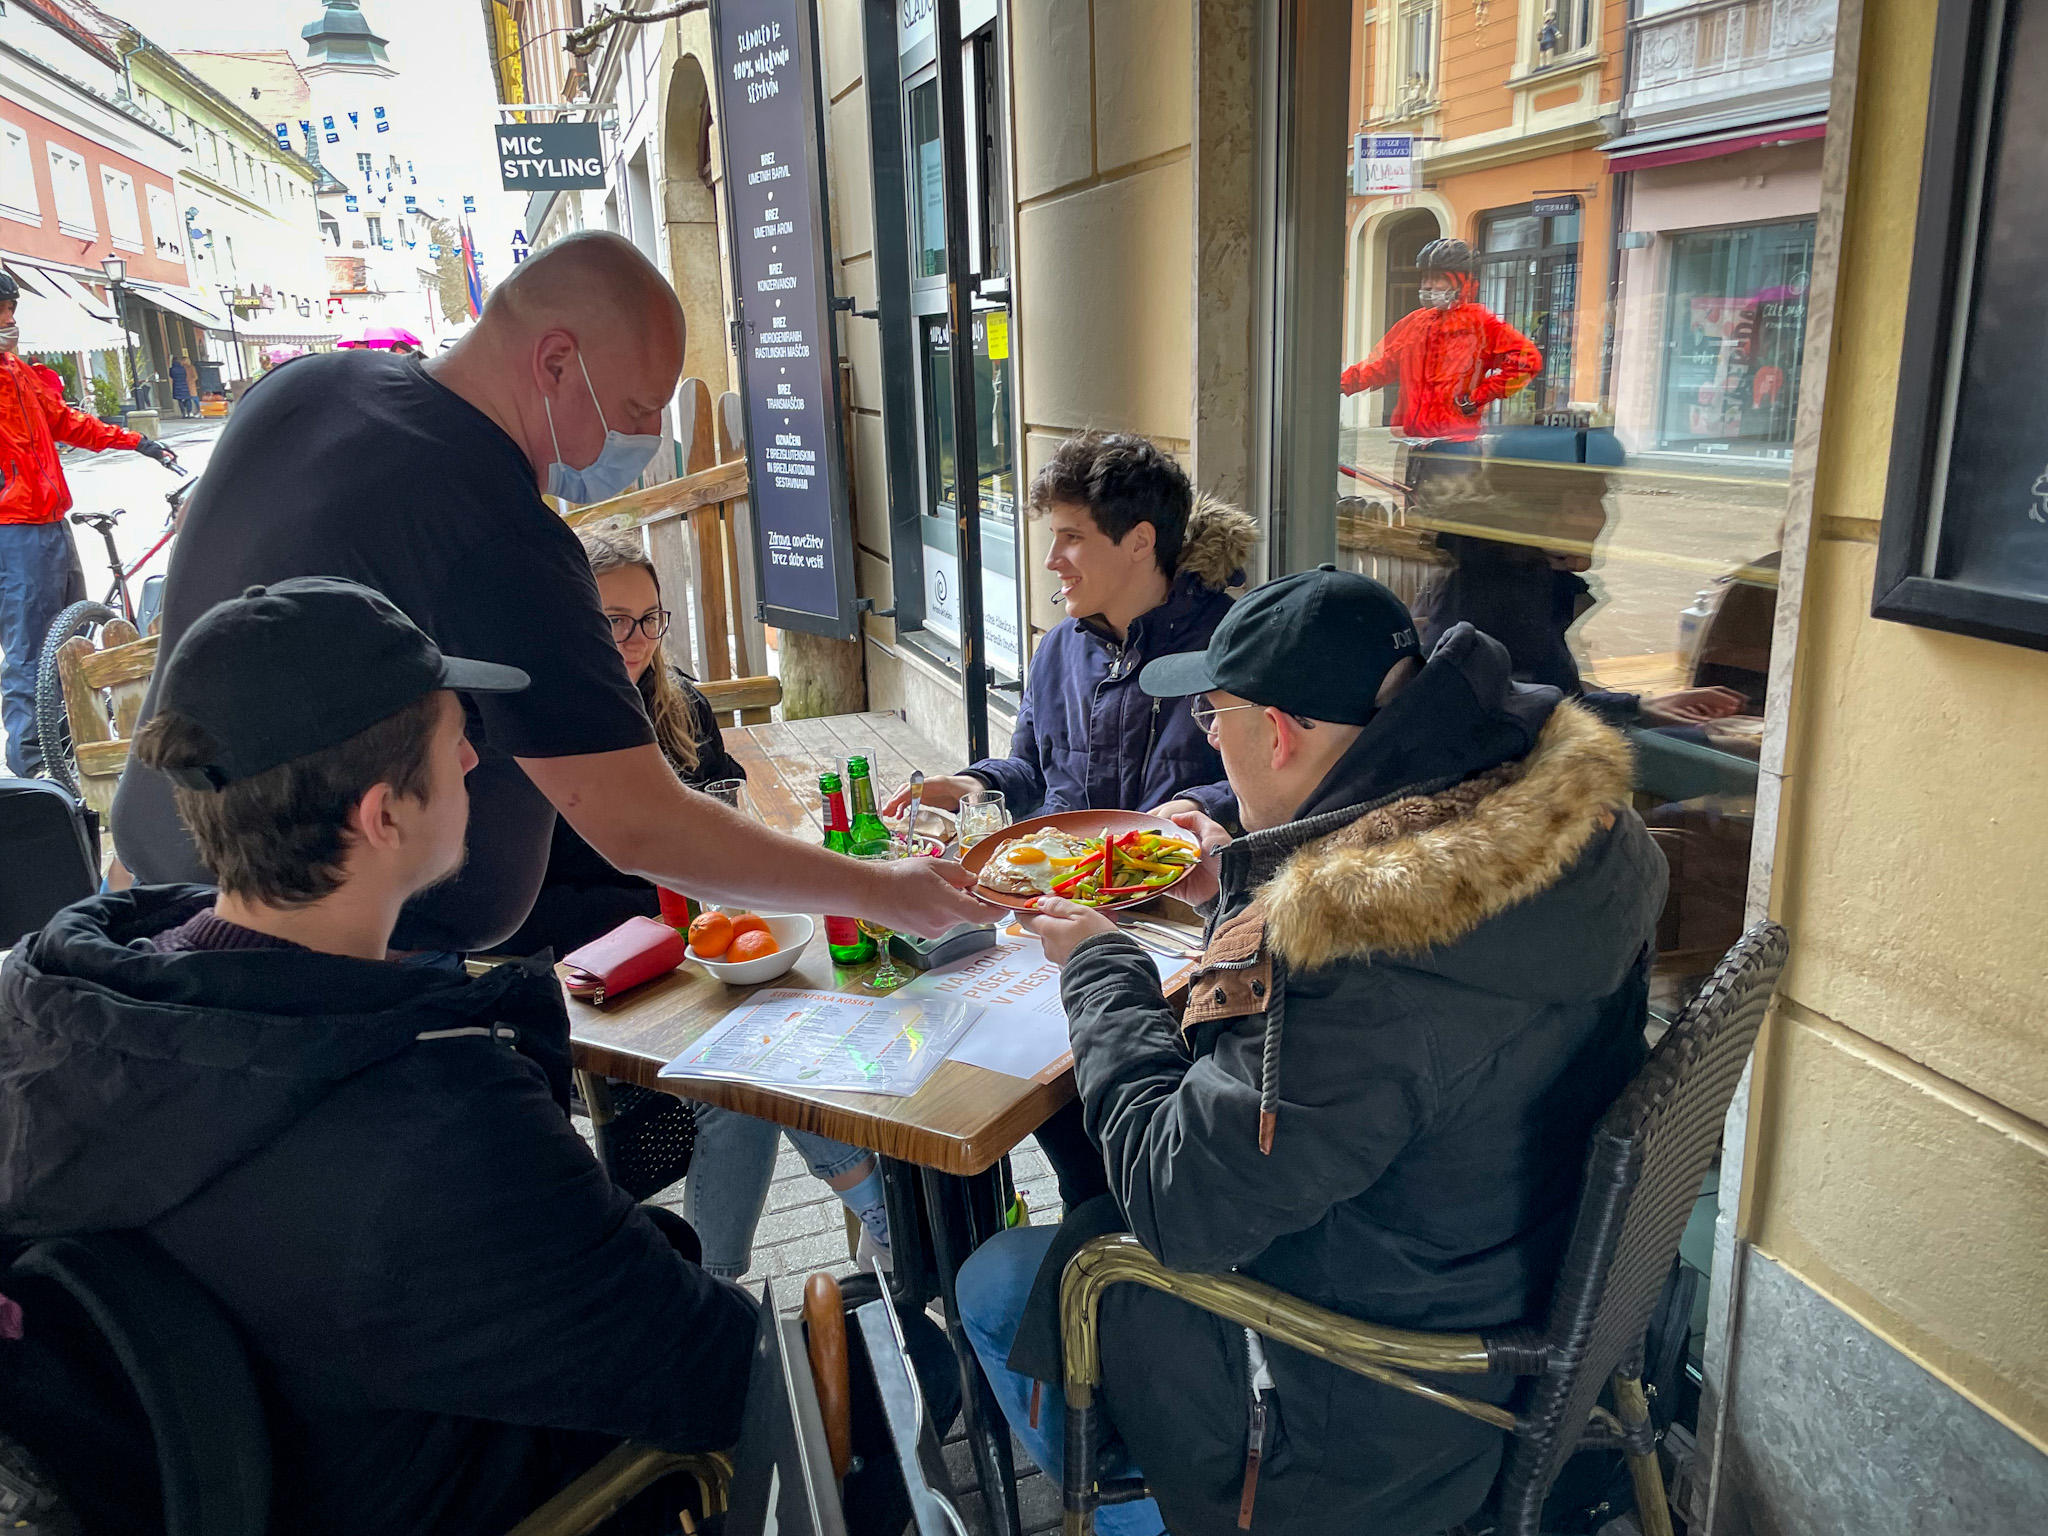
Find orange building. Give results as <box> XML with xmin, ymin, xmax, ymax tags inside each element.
<box><xmin>1343</xmin><ymin>0</ymin><xmax>1625</xmax><ymax>432</ymax></box>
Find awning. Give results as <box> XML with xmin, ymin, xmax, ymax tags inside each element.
<box><xmin>1</xmin><ymin>265</ymin><xmax>125</xmax><ymax>352</ymax></box>
<box><xmin>1602</xmin><ymin>113</ymin><xmax>1827</xmax><ymax>171</ymax></box>
<box><xmin>34</xmin><ymin>269</ymin><xmax>119</xmax><ymax>322</ymax></box>
<box><xmin>234</xmin><ymin>327</ymin><xmax>341</xmax><ymax>346</ymax></box>
<box><xmin>125</xmin><ymin>281</ymin><xmax>231</xmax><ymax>331</ymax></box>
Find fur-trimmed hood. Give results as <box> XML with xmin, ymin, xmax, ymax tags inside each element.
<box><xmin>1262</xmin><ymin>699</ymin><xmax>1639</xmax><ymax>977</ymax></box>
<box><xmin>1175</xmin><ymin>493</ymin><xmax>1257</xmax><ymax>591</ymax></box>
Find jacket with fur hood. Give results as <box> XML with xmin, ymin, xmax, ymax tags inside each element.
<box><xmin>0</xmin><ymin>887</ymin><xmax>758</xmax><ymax>1536</ymax></box>
<box><xmin>966</xmin><ymin>494</ymin><xmax>1256</xmax><ymax>822</ymax></box>
<box><xmin>1032</xmin><ymin>624</ymin><xmax>1665</xmax><ymax>1536</ymax></box>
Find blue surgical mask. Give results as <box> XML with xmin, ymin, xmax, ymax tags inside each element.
<box><xmin>543</xmin><ymin>352</ymin><xmax>661</xmax><ymax>504</ymax></box>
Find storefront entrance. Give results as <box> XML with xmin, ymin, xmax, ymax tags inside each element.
<box><xmin>1477</xmin><ymin>203</ymin><xmax>1583</xmax><ymax>420</ymax></box>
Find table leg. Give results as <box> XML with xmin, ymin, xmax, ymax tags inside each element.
<box><xmin>922</xmin><ymin>1165</ymin><xmax>1024</xmax><ymax>1536</ymax></box>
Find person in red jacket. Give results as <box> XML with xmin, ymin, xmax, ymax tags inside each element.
<box><xmin>1341</xmin><ymin>238</ymin><xmax>1541</xmax><ymax>443</ymax></box>
<box><xmin>0</xmin><ymin>269</ymin><xmax>178</xmax><ymax>775</ymax></box>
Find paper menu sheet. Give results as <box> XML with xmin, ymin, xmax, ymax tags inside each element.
<box><xmin>906</xmin><ymin>931</ymin><xmax>1192</xmax><ymax>1085</ymax></box>
<box><xmin>658</xmin><ymin>990</ymin><xmax>980</xmax><ymax>1097</ymax></box>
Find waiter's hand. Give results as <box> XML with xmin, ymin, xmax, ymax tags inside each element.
<box><xmin>1020</xmin><ymin>897</ymin><xmax>1118</xmax><ymax>965</ymax></box>
<box><xmin>883</xmin><ymin>772</ymin><xmax>980</xmax><ymax>818</ymax></box>
<box><xmin>863</xmin><ymin>853</ymin><xmax>994</xmax><ymax>938</ymax></box>
<box><xmin>134</xmin><ymin>436</ymin><xmax>179</xmax><ymax>470</ymax></box>
<box><xmin>1159</xmin><ymin>804</ymin><xmax>1228</xmax><ymax>908</ymax></box>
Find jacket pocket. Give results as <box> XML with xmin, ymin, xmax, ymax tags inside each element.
<box><xmin>1236</xmin><ymin>1327</ymin><xmax>1279</xmax><ymax>1529</ymax></box>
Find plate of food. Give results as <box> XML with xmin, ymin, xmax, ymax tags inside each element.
<box><xmin>961</xmin><ymin>809</ymin><xmax>1204</xmax><ymax>912</ymax></box>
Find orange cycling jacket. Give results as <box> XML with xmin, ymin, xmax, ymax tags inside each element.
<box><xmin>1</xmin><ymin>350</ymin><xmax>141</xmax><ymax>525</ymax></box>
<box><xmin>1341</xmin><ymin>274</ymin><xmax>1542</xmax><ymax>442</ymax></box>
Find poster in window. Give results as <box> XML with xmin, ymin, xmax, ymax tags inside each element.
<box><xmin>1878</xmin><ymin>0</ymin><xmax>2048</xmax><ymax>648</ymax></box>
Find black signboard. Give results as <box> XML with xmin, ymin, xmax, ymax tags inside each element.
<box><xmin>711</xmin><ymin>0</ymin><xmax>858</xmax><ymax>640</ymax></box>
<box><xmin>495</xmin><ymin>122</ymin><xmax>606</xmax><ymax>191</ymax></box>
<box><xmin>1877</xmin><ymin>0</ymin><xmax>2048</xmax><ymax>650</ymax></box>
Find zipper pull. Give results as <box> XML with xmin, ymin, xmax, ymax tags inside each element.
<box><xmin>1237</xmin><ymin>1396</ymin><xmax>1267</xmax><ymax>1529</ymax></box>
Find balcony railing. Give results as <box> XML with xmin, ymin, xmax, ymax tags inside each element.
<box><xmin>1629</xmin><ymin>0</ymin><xmax>1835</xmax><ymax>107</ymax></box>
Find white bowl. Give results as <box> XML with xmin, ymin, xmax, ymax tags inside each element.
<box><xmin>687</xmin><ymin>913</ymin><xmax>813</xmax><ymax>985</ymax></box>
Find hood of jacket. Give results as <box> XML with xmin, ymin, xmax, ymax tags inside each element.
<box><xmin>0</xmin><ymin>887</ymin><xmax>564</xmax><ymax>1236</ymax></box>
<box><xmin>1174</xmin><ymin>493</ymin><xmax>1257</xmax><ymax>591</ymax></box>
<box><xmin>1234</xmin><ymin>623</ymin><xmax>1651</xmax><ymax>1001</ymax></box>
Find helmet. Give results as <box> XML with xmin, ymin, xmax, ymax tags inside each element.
<box><xmin>1416</xmin><ymin>238</ymin><xmax>1475</xmax><ymax>275</ymax></box>
<box><xmin>0</xmin><ymin>269</ymin><xmax>18</xmax><ymax>303</ymax></box>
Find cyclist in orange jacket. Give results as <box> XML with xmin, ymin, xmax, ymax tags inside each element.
<box><xmin>1342</xmin><ymin>238</ymin><xmax>1541</xmax><ymax>443</ymax></box>
<box><xmin>1</xmin><ymin>269</ymin><xmax>178</xmax><ymax>775</ymax></box>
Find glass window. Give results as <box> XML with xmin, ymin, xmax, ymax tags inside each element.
<box><xmin>918</xmin><ymin>309</ymin><xmax>1022</xmax><ymax>680</ymax></box>
<box><xmin>100</xmin><ymin>168</ymin><xmax>143</xmax><ymax>249</ymax></box>
<box><xmin>47</xmin><ymin>145</ymin><xmax>93</xmax><ymax>234</ymax></box>
<box><xmin>0</xmin><ymin>118</ymin><xmax>37</xmax><ymax>222</ymax></box>
<box><xmin>1328</xmin><ymin>0</ymin><xmax>1838</xmax><ymax>1015</ymax></box>
<box><xmin>366</xmin><ymin>214</ymin><xmax>383</xmax><ymax>246</ymax></box>
<box><xmin>908</xmin><ymin>78</ymin><xmax>944</xmax><ymax>281</ymax></box>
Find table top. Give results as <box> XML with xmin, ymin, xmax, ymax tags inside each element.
<box><xmin>564</xmin><ymin>711</ymin><xmax>1075</xmax><ymax>1177</ymax></box>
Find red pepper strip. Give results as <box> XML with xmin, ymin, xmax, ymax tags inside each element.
<box><xmin>1052</xmin><ymin>849</ymin><xmax>1105</xmax><ymax>896</ymax></box>
<box><xmin>1096</xmin><ymin>883</ymin><xmax>1158</xmax><ymax>898</ymax></box>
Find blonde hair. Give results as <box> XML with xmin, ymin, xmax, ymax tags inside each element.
<box><xmin>579</xmin><ymin>525</ymin><xmax>701</xmax><ymax>776</ymax></box>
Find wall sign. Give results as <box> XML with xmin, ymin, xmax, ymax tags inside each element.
<box><xmin>711</xmin><ymin>0</ymin><xmax>858</xmax><ymax>640</ymax></box>
<box><xmin>1355</xmin><ymin>134</ymin><xmax>1417</xmax><ymax>196</ymax></box>
<box><xmin>494</xmin><ymin>122</ymin><xmax>606</xmax><ymax>191</ymax></box>
<box><xmin>1877</xmin><ymin>0</ymin><xmax>2048</xmax><ymax>650</ymax></box>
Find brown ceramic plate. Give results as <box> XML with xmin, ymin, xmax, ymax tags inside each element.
<box><xmin>961</xmin><ymin>809</ymin><xmax>1200</xmax><ymax>912</ymax></box>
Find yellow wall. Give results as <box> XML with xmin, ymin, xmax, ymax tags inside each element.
<box><xmin>1745</xmin><ymin>0</ymin><xmax>2048</xmax><ymax>1453</ymax></box>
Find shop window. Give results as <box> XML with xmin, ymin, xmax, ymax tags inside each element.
<box><xmin>1476</xmin><ymin>204</ymin><xmax>1582</xmax><ymax>420</ymax></box>
<box><xmin>0</xmin><ymin>118</ymin><xmax>37</xmax><ymax>223</ymax></box>
<box><xmin>1656</xmin><ymin>220</ymin><xmax>1815</xmax><ymax>460</ymax></box>
<box><xmin>908</xmin><ymin>79</ymin><xmax>944</xmax><ymax>280</ymax></box>
<box><xmin>46</xmin><ymin>145</ymin><xmax>93</xmax><ymax>236</ymax></box>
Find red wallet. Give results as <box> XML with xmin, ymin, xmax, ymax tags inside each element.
<box><xmin>561</xmin><ymin>916</ymin><xmax>688</xmax><ymax>1004</ymax></box>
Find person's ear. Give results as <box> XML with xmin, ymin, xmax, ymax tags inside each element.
<box><xmin>532</xmin><ymin>327</ymin><xmax>577</xmax><ymax>397</ymax></box>
<box><xmin>1264</xmin><ymin>708</ymin><xmax>1297</xmax><ymax>773</ymax></box>
<box><xmin>351</xmin><ymin>781</ymin><xmax>406</xmax><ymax>857</ymax></box>
<box><xmin>1124</xmin><ymin>520</ymin><xmax>1157</xmax><ymax>567</ymax></box>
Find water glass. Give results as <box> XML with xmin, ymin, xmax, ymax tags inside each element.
<box><xmin>699</xmin><ymin>778</ymin><xmax>750</xmax><ymax>815</ymax></box>
<box><xmin>849</xmin><ymin>838</ymin><xmax>911</xmax><ymax>991</ymax></box>
<box><xmin>957</xmin><ymin>789</ymin><xmax>1010</xmax><ymax>851</ymax></box>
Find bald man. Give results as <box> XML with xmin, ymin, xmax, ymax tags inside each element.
<box><xmin>112</xmin><ymin>232</ymin><xmax>985</xmax><ymax>951</ymax></box>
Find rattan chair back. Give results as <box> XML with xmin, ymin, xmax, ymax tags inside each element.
<box><xmin>1492</xmin><ymin>920</ymin><xmax>1789</xmax><ymax>1531</ymax></box>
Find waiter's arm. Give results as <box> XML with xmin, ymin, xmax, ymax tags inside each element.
<box><xmin>518</xmin><ymin>744</ymin><xmax>989</xmax><ymax>938</ymax></box>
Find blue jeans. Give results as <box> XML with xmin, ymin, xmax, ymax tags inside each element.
<box><xmin>683</xmin><ymin>1104</ymin><xmax>874</xmax><ymax>1279</ymax></box>
<box><xmin>0</xmin><ymin>521</ymin><xmax>87</xmax><ymax>777</ymax></box>
<box><xmin>958</xmin><ymin>1225</ymin><xmax>1165</xmax><ymax>1536</ymax></box>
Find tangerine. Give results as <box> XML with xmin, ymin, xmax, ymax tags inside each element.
<box><xmin>728</xmin><ymin>913</ymin><xmax>770</xmax><ymax>940</ymax></box>
<box><xmin>688</xmin><ymin>911</ymin><xmax>734</xmax><ymax>958</ymax></box>
<box><xmin>727</xmin><ymin>929</ymin><xmax>780</xmax><ymax>963</ymax></box>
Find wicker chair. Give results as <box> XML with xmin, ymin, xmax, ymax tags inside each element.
<box><xmin>1059</xmin><ymin>920</ymin><xmax>1790</xmax><ymax>1536</ymax></box>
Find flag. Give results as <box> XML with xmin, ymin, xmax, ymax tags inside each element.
<box><xmin>460</xmin><ymin>221</ymin><xmax>483</xmax><ymax>319</ymax></box>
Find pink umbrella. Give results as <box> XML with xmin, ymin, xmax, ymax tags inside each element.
<box><xmin>335</xmin><ymin>322</ymin><xmax>425</xmax><ymax>351</ymax></box>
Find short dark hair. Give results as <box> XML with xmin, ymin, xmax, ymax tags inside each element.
<box><xmin>134</xmin><ymin>691</ymin><xmax>444</xmax><ymax>906</ymax></box>
<box><xmin>1028</xmin><ymin>433</ymin><xmax>1193</xmax><ymax>576</ymax></box>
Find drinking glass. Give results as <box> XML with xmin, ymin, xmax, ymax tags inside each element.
<box><xmin>957</xmin><ymin>789</ymin><xmax>1010</xmax><ymax>852</ymax></box>
<box><xmin>849</xmin><ymin>838</ymin><xmax>911</xmax><ymax>991</ymax></box>
<box><xmin>700</xmin><ymin>778</ymin><xmax>749</xmax><ymax>815</ymax></box>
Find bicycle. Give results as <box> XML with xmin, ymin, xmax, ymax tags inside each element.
<box><xmin>33</xmin><ymin>466</ymin><xmax>194</xmax><ymax>797</ymax></box>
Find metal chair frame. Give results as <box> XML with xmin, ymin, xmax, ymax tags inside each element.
<box><xmin>1059</xmin><ymin>921</ymin><xmax>1790</xmax><ymax>1536</ymax></box>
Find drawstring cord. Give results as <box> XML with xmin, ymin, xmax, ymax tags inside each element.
<box><xmin>1257</xmin><ymin>957</ymin><xmax>1286</xmax><ymax>1155</ymax></box>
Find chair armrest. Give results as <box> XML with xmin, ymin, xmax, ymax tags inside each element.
<box><xmin>1059</xmin><ymin>1234</ymin><xmax>1513</xmax><ymax>1433</ymax></box>
<box><xmin>502</xmin><ymin>1444</ymin><xmax>732</xmax><ymax>1536</ymax></box>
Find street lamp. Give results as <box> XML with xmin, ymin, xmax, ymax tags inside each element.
<box><xmin>215</xmin><ymin>283</ymin><xmax>243</xmax><ymax>382</ymax></box>
<box><xmin>100</xmin><ymin>252</ymin><xmax>139</xmax><ymax>411</ymax></box>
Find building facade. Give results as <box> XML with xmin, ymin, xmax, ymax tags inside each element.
<box><xmin>122</xmin><ymin>34</ymin><xmax>333</xmax><ymax>381</ymax></box>
<box><xmin>0</xmin><ymin>0</ymin><xmax>195</xmax><ymax>409</ymax></box>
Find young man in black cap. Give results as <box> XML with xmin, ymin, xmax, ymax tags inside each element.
<box><xmin>0</xmin><ymin>578</ymin><xmax>761</xmax><ymax>1534</ymax></box>
<box><xmin>955</xmin><ymin>570</ymin><xmax>1667</xmax><ymax>1536</ymax></box>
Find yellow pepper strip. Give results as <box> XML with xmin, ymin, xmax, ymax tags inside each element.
<box><xmin>1121</xmin><ymin>857</ymin><xmax>1183</xmax><ymax>875</ymax></box>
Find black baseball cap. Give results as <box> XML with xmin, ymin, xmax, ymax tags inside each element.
<box><xmin>1139</xmin><ymin>564</ymin><xmax>1421</xmax><ymax>725</ymax></box>
<box><xmin>155</xmin><ymin>577</ymin><xmax>528</xmax><ymax>790</ymax></box>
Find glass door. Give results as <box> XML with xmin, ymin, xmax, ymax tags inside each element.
<box><xmin>918</xmin><ymin>310</ymin><xmax>1021</xmax><ymax>678</ymax></box>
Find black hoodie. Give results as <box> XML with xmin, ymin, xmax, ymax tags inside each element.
<box><xmin>1016</xmin><ymin>625</ymin><xmax>1666</xmax><ymax>1536</ymax></box>
<box><xmin>0</xmin><ymin>887</ymin><xmax>757</xmax><ymax>1536</ymax></box>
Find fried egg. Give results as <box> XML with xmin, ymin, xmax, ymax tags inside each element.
<box><xmin>977</xmin><ymin>829</ymin><xmax>1095</xmax><ymax>896</ymax></box>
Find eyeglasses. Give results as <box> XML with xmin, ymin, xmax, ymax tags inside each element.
<box><xmin>1187</xmin><ymin>698</ymin><xmax>1319</xmax><ymax>736</ymax></box>
<box><xmin>607</xmin><ymin>609</ymin><xmax>672</xmax><ymax>643</ymax></box>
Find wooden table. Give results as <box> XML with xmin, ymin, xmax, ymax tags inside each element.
<box><xmin>563</xmin><ymin>709</ymin><xmax>1044</xmax><ymax>1536</ymax></box>
<box><xmin>564</xmin><ymin>711</ymin><xmax>1075</xmax><ymax>1177</ymax></box>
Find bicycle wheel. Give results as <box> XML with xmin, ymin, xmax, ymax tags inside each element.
<box><xmin>34</xmin><ymin>601</ymin><xmax>119</xmax><ymax>797</ymax></box>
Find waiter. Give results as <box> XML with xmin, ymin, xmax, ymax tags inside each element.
<box><xmin>113</xmin><ymin>233</ymin><xmax>984</xmax><ymax>951</ymax></box>
<box><xmin>1</xmin><ymin>268</ymin><xmax>179</xmax><ymax>776</ymax></box>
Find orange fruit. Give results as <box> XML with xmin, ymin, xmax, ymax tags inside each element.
<box><xmin>728</xmin><ymin>914</ymin><xmax>770</xmax><ymax>940</ymax></box>
<box><xmin>728</xmin><ymin>929</ymin><xmax>780</xmax><ymax>963</ymax></box>
<box><xmin>688</xmin><ymin>911</ymin><xmax>734</xmax><ymax>958</ymax></box>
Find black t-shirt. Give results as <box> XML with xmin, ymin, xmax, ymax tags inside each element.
<box><xmin>111</xmin><ymin>351</ymin><xmax>654</xmax><ymax>952</ymax></box>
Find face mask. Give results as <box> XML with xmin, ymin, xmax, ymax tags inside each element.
<box><xmin>0</xmin><ymin>325</ymin><xmax>17</xmax><ymax>353</ymax></box>
<box><xmin>543</xmin><ymin>352</ymin><xmax>661</xmax><ymax>504</ymax></box>
<box><xmin>1421</xmin><ymin>285</ymin><xmax>1458</xmax><ymax>311</ymax></box>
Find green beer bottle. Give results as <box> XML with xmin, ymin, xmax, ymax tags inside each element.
<box><xmin>819</xmin><ymin>771</ymin><xmax>875</xmax><ymax>963</ymax></box>
<box><xmin>845</xmin><ymin>756</ymin><xmax>891</xmax><ymax>849</ymax></box>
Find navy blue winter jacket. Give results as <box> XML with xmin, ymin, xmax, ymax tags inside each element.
<box><xmin>966</xmin><ymin>496</ymin><xmax>1257</xmax><ymax>825</ymax></box>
